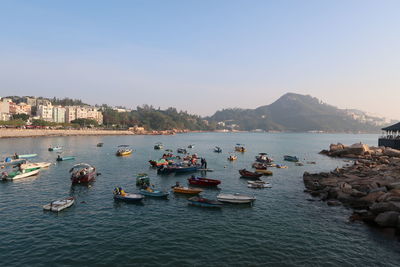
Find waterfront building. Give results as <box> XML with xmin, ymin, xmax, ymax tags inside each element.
<box><xmin>52</xmin><ymin>106</ymin><xmax>66</xmax><ymax>123</ymax></box>
<box><xmin>37</xmin><ymin>104</ymin><xmax>54</xmax><ymax>121</ymax></box>
<box><xmin>87</xmin><ymin>107</ymin><xmax>103</xmax><ymax>124</ymax></box>
<box><xmin>23</xmin><ymin>97</ymin><xmax>37</xmax><ymax>107</ymax></box>
<box><xmin>13</xmin><ymin>102</ymin><xmax>32</xmax><ymax>115</ymax></box>
<box><xmin>65</xmin><ymin>106</ymin><xmax>77</xmax><ymax>123</ymax></box>
<box><xmin>378</xmin><ymin>122</ymin><xmax>400</xmax><ymax>149</ymax></box>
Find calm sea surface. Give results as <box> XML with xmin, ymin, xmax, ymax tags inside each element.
<box><xmin>0</xmin><ymin>133</ymin><xmax>399</xmax><ymax>266</ymax></box>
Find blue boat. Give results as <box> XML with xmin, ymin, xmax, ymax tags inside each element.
<box><xmin>139</xmin><ymin>189</ymin><xmax>169</xmax><ymax>198</ymax></box>
<box><xmin>284</xmin><ymin>155</ymin><xmax>299</xmax><ymax>162</ymax></box>
<box><xmin>188</xmin><ymin>196</ymin><xmax>223</xmax><ymax>208</ymax></box>
<box><xmin>17</xmin><ymin>154</ymin><xmax>38</xmax><ymax>159</ymax></box>
<box><xmin>113</xmin><ymin>188</ymin><xmax>144</xmax><ymax>203</ymax></box>
<box><xmin>174</xmin><ymin>166</ymin><xmax>198</xmax><ymax>174</ymax></box>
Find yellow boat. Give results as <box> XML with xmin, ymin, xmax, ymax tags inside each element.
<box><xmin>116</xmin><ymin>149</ymin><xmax>133</xmax><ymax>156</ymax></box>
<box><xmin>255</xmin><ymin>169</ymin><xmax>273</xmax><ymax>176</ymax></box>
<box><xmin>173</xmin><ymin>187</ymin><xmax>203</xmax><ymax>194</ymax></box>
<box><xmin>228</xmin><ymin>155</ymin><xmax>237</xmax><ymax>161</ymax></box>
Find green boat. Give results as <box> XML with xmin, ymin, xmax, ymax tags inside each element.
<box><xmin>17</xmin><ymin>154</ymin><xmax>38</xmax><ymax>159</ymax></box>
<box><xmin>136</xmin><ymin>173</ymin><xmax>150</xmax><ymax>187</ymax></box>
<box><xmin>56</xmin><ymin>156</ymin><xmax>75</xmax><ymax>161</ymax></box>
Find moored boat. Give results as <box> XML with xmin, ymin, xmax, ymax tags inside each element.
<box><xmin>239</xmin><ymin>169</ymin><xmax>263</xmax><ymax>179</ymax></box>
<box><xmin>136</xmin><ymin>173</ymin><xmax>150</xmax><ymax>187</ymax></box>
<box><xmin>214</xmin><ymin>146</ymin><xmax>222</xmax><ymax>153</ymax></box>
<box><xmin>217</xmin><ymin>193</ymin><xmax>256</xmax><ymax>204</ymax></box>
<box><xmin>188</xmin><ymin>176</ymin><xmax>221</xmax><ymax>186</ymax></box>
<box><xmin>114</xmin><ymin>192</ymin><xmax>144</xmax><ymax>203</ymax></box>
<box><xmin>43</xmin><ymin>197</ymin><xmax>75</xmax><ymax>212</ymax></box>
<box><xmin>154</xmin><ymin>142</ymin><xmax>164</xmax><ymax>150</ymax></box>
<box><xmin>177</xmin><ymin>148</ymin><xmax>187</xmax><ymax>154</ymax></box>
<box><xmin>70</xmin><ymin>163</ymin><xmax>97</xmax><ymax>184</ymax></box>
<box><xmin>188</xmin><ymin>196</ymin><xmax>223</xmax><ymax>208</ymax></box>
<box><xmin>254</xmin><ymin>169</ymin><xmax>273</xmax><ymax>176</ymax></box>
<box><xmin>20</xmin><ymin>162</ymin><xmax>51</xmax><ymax>170</ymax></box>
<box><xmin>0</xmin><ymin>158</ymin><xmax>25</xmax><ymax>167</ymax></box>
<box><xmin>48</xmin><ymin>146</ymin><xmax>62</xmax><ymax>151</ymax></box>
<box><xmin>255</xmin><ymin>153</ymin><xmax>273</xmax><ymax>163</ymax></box>
<box><xmin>188</xmin><ymin>144</ymin><xmax>195</xmax><ymax>148</ymax></box>
<box><xmin>139</xmin><ymin>188</ymin><xmax>169</xmax><ymax>198</ymax></box>
<box><xmin>2</xmin><ymin>167</ymin><xmax>40</xmax><ymax>181</ymax></box>
<box><xmin>17</xmin><ymin>154</ymin><xmax>38</xmax><ymax>159</ymax></box>
<box><xmin>56</xmin><ymin>156</ymin><xmax>75</xmax><ymax>161</ymax></box>
<box><xmin>149</xmin><ymin>159</ymin><xmax>169</xmax><ymax>167</ymax></box>
<box><xmin>228</xmin><ymin>154</ymin><xmax>237</xmax><ymax>161</ymax></box>
<box><xmin>116</xmin><ymin>148</ymin><xmax>133</xmax><ymax>156</ymax></box>
<box><xmin>172</xmin><ymin>186</ymin><xmax>203</xmax><ymax>194</ymax></box>
<box><xmin>174</xmin><ymin>165</ymin><xmax>198</xmax><ymax>174</ymax></box>
<box><xmin>235</xmin><ymin>144</ymin><xmax>246</xmax><ymax>153</ymax></box>
<box><xmin>247</xmin><ymin>180</ymin><xmax>272</xmax><ymax>188</ymax></box>
<box><xmin>97</xmin><ymin>143</ymin><xmax>104</xmax><ymax>147</ymax></box>
<box><xmin>284</xmin><ymin>155</ymin><xmax>299</xmax><ymax>162</ymax></box>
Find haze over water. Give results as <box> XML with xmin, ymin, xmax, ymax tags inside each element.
<box><xmin>1</xmin><ymin>133</ymin><xmax>399</xmax><ymax>266</ymax></box>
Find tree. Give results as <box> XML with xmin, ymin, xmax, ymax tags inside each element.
<box><xmin>71</xmin><ymin>118</ymin><xmax>98</xmax><ymax>127</ymax></box>
<box><xmin>12</xmin><ymin>114</ymin><xmax>30</xmax><ymax>121</ymax></box>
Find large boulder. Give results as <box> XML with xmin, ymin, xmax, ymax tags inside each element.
<box><xmin>330</xmin><ymin>143</ymin><xmax>345</xmax><ymax>152</ymax></box>
<box><xmin>348</xmin><ymin>143</ymin><xmax>370</xmax><ymax>155</ymax></box>
<box><xmin>384</xmin><ymin>148</ymin><xmax>400</xmax><ymax>157</ymax></box>
<box><xmin>387</xmin><ymin>182</ymin><xmax>400</xmax><ymax>190</ymax></box>
<box><xmin>374</xmin><ymin>211</ymin><xmax>400</xmax><ymax>227</ymax></box>
<box><xmin>370</xmin><ymin>201</ymin><xmax>400</xmax><ymax>214</ymax></box>
<box><xmin>359</xmin><ymin>191</ymin><xmax>385</xmax><ymax>203</ymax></box>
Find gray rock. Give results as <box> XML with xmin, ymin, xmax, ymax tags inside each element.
<box><xmin>370</xmin><ymin>202</ymin><xmax>400</xmax><ymax>214</ymax></box>
<box><xmin>374</xmin><ymin>211</ymin><xmax>399</xmax><ymax>227</ymax></box>
<box><xmin>387</xmin><ymin>182</ymin><xmax>400</xmax><ymax>190</ymax></box>
<box><xmin>369</xmin><ymin>187</ymin><xmax>388</xmax><ymax>193</ymax></box>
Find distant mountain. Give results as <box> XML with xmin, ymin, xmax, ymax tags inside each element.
<box><xmin>206</xmin><ymin>93</ymin><xmax>384</xmax><ymax>132</ymax></box>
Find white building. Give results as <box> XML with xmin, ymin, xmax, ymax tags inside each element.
<box><xmin>52</xmin><ymin>106</ymin><xmax>66</xmax><ymax>123</ymax></box>
<box><xmin>37</xmin><ymin>104</ymin><xmax>53</xmax><ymax>121</ymax></box>
<box><xmin>0</xmin><ymin>98</ymin><xmax>11</xmax><ymax>121</ymax></box>
<box><xmin>65</xmin><ymin>106</ymin><xmax>77</xmax><ymax>123</ymax></box>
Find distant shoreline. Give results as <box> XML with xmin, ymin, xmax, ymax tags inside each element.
<box><xmin>0</xmin><ymin>129</ymin><xmax>379</xmax><ymax>139</ymax></box>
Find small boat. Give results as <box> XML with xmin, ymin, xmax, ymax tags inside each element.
<box><xmin>0</xmin><ymin>157</ymin><xmax>25</xmax><ymax>167</ymax></box>
<box><xmin>295</xmin><ymin>162</ymin><xmax>304</xmax><ymax>166</ymax></box>
<box><xmin>154</xmin><ymin>142</ymin><xmax>164</xmax><ymax>150</ymax></box>
<box><xmin>217</xmin><ymin>193</ymin><xmax>256</xmax><ymax>204</ymax></box>
<box><xmin>173</xmin><ymin>187</ymin><xmax>203</xmax><ymax>194</ymax></box>
<box><xmin>255</xmin><ymin>153</ymin><xmax>273</xmax><ymax>163</ymax></box>
<box><xmin>239</xmin><ymin>169</ymin><xmax>263</xmax><ymax>179</ymax></box>
<box><xmin>254</xmin><ymin>169</ymin><xmax>273</xmax><ymax>176</ymax></box>
<box><xmin>228</xmin><ymin>154</ymin><xmax>237</xmax><ymax>161</ymax></box>
<box><xmin>188</xmin><ymin>144</ymin><xmax>195</xmax><ymax>148</ymax></box>
<box><xmin>157</xmin><ymin>165</ymin><xmax>177</xmax><ymax>175</ymax></box>
<box><xmin>70</xmin><ymin>163</ymin><xmax>97</xmax><ymax>184</ymax></box>
<box><xmin>17</xmin><ymin>154</ymin><xmax>38</xmax><ymax>159</ymax></box>
<box><xmin>149</xmin><ymin>159</ymin><xmax>169</xmax><ymax>167</ymax></box>
<box><xmin>139</xmin><ymin>188</ymin><xmax>169</xmax><ymax>198</ymax></box>
<box><xmin>48</xmin><ymin>146</ymin><xmax>62</xmax><ymax>151</ymax></box>
<box><xmin>214</xmin><ymin>146</ymin><xmax>222</xmax><ymax>153</ymax></box>
<box><xmin>284</xmin><ymin>155</ymin><xmax>299</xmax><ymax>162</ymax></box>
<box><xmin>56</xmin><ymin>156</ymin><xmax>75</xmax><ymax>161</ymax></box>
<box><xmin>20</xmin><ymin>162</ymin><xmax>51</xmax><ymax>170</ymax></box>
<box><xmin>116</xmin><ymin>148</ymin><xmax>133</xmax><ymax>156</ymax></box>
<box><xmin>165</xmin><ymin>149</ymin><xmax>173</xmax><ymax>152</ymax></box>
<box><xmin>307</xmin><ymin>161</ymin><xmax>316</xmax><ymax>164</ymax></box>
<box><xmin>43</xmin><ymin>197</ymin><xmax>75</xmax><ymax>212</ymax></box>
<box><xmin>177</xmin><ymin>148</ymin><xmax>187</xmax><ymax>154</ymax></box>
<box><xmin>235</xmin><ymin>144</ymin><xmax>246</xmax><ymax>153</ymax></box>
<box><xmin>174</xmin><ymin>165</ymin><xmax>198</xmax><ymax>174</ymax></box>
<box><xmin>2</xmin><ymin>167</ymin><xmax>40</xmax><ymax>181</ymax></box>
<box><xmin>188</xmin><ymin>196</ymin><xmax>223</xmax><ymax>208</ymax></box>
<box><xmin>276</xmin><ymin>164</ymin><xmax>288</xmax><ymax>169</ymax></box>
<box><xmin>136</xmin><ymin>173</ymin><xmax>150</xmax><ymax>187</ymax></box>
<box><xmin>97</xmin><ymin>143</ymin><xmax>104</xmax><ymax>147</ymax></box>
<box><xmin>247</xmin><ymin>182</ymin><xmax>272</xmax><ymax>188</ymax></box>
<box><xmin>114</xmin><ymin>192</ymin><xmax>144</xmax><ymax>203</ymax></box>
<box><xmin>188</xmin><ymin>176</ymin><xmax>221</xmax><ymax>186</ymax></box>
<box><xmin>252</xmin><ymin>162</ymin><xmax>267</xmax><ymax>169</ymax></box>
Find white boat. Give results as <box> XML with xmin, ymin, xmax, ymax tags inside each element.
<box><xmin>216</xmin><ymin>193</ymin><xmax>256</xmax><ymax>204</ymax></box>
<box><xmin>247</xmin><ymin>181</ymin><xmax>272</xmax><ymax>188</ymax></box>
<box><xmin>20</xmin><ymin>162</ymin><xmax>51</xmax><ymax>170</ymax></box>
<box><xmin>5</xmin><ymin>169</ymin><xmax>40</xmax><ymax>181</ymax></box>
<box><xmin>43</xmin><ymin>197</ymin><xmax>75</xmax><ymax>212</ymax></box>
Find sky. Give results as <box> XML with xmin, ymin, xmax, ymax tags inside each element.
<box><xmin>0</xmin><ymin>0</ymin><xmax>399</xmax><ymax>119</ymax></box>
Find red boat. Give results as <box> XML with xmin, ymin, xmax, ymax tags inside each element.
<box><xmin>70</xmin><ymin>163</ymin><xmax>97</xmax><ymax>184</ymax></box>
<box><xmin>239</xmin><ymin>169</ymin><xmax>263</xmax><ymax>179</ymax></box>
<box><xmin>188</xmin><ymin>176</ymin><xmax>221</xmax><ymax>186</ymax></box>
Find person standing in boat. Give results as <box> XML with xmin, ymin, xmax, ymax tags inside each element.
<box><xmin>203</xmin><ymin>158</ymin><xmax>207</xmax><ymax>169</ymax></box>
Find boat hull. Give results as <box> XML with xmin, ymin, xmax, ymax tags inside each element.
<box><xmin>114</xmin><ymin>194</ymin><xmax>144</xmax><ymax>203</ymax></box>
<box><xmin>188</xmin><ymin>197</ymin><xmax>222</xmax><ymax>208</ymax></box>
<box><xmin>71</xmin><ymin>171</ymin><xmax>96</xmax><ymax>184</ymax></box>
<box><xmin>173</xmin><ymin>187</ymin><xmax>203</xmax><ymax>194</ymax></box>
<box><xmin>188</xmin><ymin>178</ymin><xmax>221</xmax><ymax>186</ymax></box>
<box><xmin>43</xmin><ymin>197</ymin><xmax>75</xmax><ymax>212</ymax></box>
<box><xmin>6</xmin><ymin>169</ymin><xmax>40</xmax><ymax>180</ymax></box>
<box><xmin>217</xmin><ymin>194</ymin><xmax>256</xmax><ymax>204</ymax></box>
<box><xmin>139</xmin><ymin>190</ymin><xmax>169</xmax><ymax>198</ymax></box>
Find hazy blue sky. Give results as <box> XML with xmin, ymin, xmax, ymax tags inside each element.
<box><xmin>1</xmin><ymin>0</ymin><xmax>399</xmax><ymax>119</ymax></box>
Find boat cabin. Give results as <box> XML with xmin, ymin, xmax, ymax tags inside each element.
<box><xmin>379</xmin><ymin>122</ymin><xmax>400</xmax><ymax>149</ymax></box>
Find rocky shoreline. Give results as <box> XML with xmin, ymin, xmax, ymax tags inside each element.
<box><xmin>304</xmin><ymin>143</ymin><xmax>400</xmax><ymax>234</ymax></box>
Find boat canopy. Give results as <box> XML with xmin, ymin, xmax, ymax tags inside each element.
<box><xmin>118</xmin><ymin>145</ymin><xmax>130</xmax><ymax>147</ymax></box>
<box><xmin>258</xmin><ymin>152</ymin><xmax>268</xmax><ymax>155</ymax></box>
<box><xmin>69</xmin><ymin>163</ymin><xmax>93</xmax><ymax>172</ymax></box>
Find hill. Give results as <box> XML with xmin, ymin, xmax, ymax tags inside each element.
<box><xmin>207</xmin><ymin>93</ymin><xmax>383</xmax><ymax>132</ymax></box>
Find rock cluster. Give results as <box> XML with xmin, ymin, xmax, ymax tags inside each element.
<box><xmin>305</xmin><ymin>143</ymin><xmax>400</xmax><ymax>233</ymax></box>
